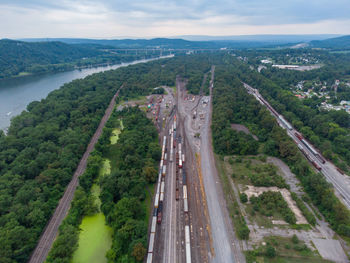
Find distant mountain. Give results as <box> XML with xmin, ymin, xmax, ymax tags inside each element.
<box><xmin>0</xmin><ymin>39</ymin><xmax>101</xmax><ymax>79</ymax></box>
<box><xmin>19</xmin><ymin>37</ymin><xmax>297</xmax><ymax>49</ymax></box>
<box><xmin>310</xmin><ymin>35</ymin><xmax>350</xmax><ymax>49</ymax></box>
<box><xmin>176</xmin><ymin>34</ymin><xmax>340</xmax><ymax>43</ymax></box>
<box><xmin>20</xmin><ymin>38</ymin><xmax>213</xmax><ymax>49</ymax></box>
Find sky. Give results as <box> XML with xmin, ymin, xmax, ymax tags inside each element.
<box><xmin>0</xmin><ymin>0</ymin><xmax>350</xmax><ymax>38</ymax></box>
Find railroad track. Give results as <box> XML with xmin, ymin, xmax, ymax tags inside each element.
<box><xmin>28</xmin><ymin>88</ymin><xmax>122</xmax><ymax>263</ymax></box>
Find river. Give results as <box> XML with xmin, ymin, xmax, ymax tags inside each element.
<box><xmin>0</xmin><ymin>55</ymin><xmax>172</xmax><ymax>131</ymax></box>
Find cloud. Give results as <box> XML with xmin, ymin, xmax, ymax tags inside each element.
<box><xmin>0</xmin><ymin>0</ymin><xmax>349</xmax><ymax>38</ymax></box>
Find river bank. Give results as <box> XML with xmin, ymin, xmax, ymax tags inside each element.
<box><xmin>0</xmin><ymin>55</ymin><xmax>173</xmax><ymax>131</ymax></box>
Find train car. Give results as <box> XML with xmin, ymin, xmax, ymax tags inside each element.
<box><xmin>179</xmin><ymin>158</ymin><xmax>183</xmax><ymax>168</ymax></box>
<box><xmin>294</xmin><ymin>131</ymin><xmax>303</xmax><ymax>140</ymax></box>
<box><xmin>184</xmin><ymin>198</ymin><xmax>188</xmax><ymax>213</ymax></box>
<box><xmin>183</xmin><ymin>185</ymin><xmax>188</xmax><ymax>199</ymax></box>
<box><xmin>315</xmin><ymin>154</ymin><xmax>326</xmax><ymax>164</ymax></box>
<box><xmin>301</xmin><ymin>139</ymin><xmax>318</xmax><ymax>156</ymax></box>
<box><xmin>153</xmin><ymin>207</ymin><xmax>158</xmax><ymax>217</ymax></box>
<box><xmin>162</xmin><ymin>166</ymin><xmax>166</xmax><ymax>177</ymax></box>
<box><xmin>278</xmin><ymin>115</ymin><xmax>293</xmax><ymax>130</ymax></box>
<box><xmin>170</xmin><ymin>148</ymin><xmax>173</xmax><ymax>162</ymax></box>
<box><xmin>182</xmin><ymin>154</ymin><xmax>185</xmax><ymax>163</ymax></box>
<box><xmin>185</xmin><ymin>225</ymin><xmax>191</xmax><ymax>263</ymax></box>
<box><xmin>312</xmin><ymin>160</ymin><xmax>322</xmax><ymax>171</ymax></box>
<box><xmin>151</xmin><ymin>216</ymin><xmax>157</xmax><ymax>234</ymax></box>
<box><xmin>164</xmin><ymin>153</ymin><xmax>167</xmax><ymax>165</ymax></box>
<box><xmin>183</xmin><ymin>172</ymin><xmax>187</xmax><ymax>185</ymax></box>
<box><xmin>157</xmin><ymin>202</ymin><xmax>163</xmax><ymax>224</ymax></box>
<box><xmin>154</xmin><ymin>192</ymin><xmax>159</xmax><ymax>208</ymax></box>
<box><xmin>146</xmin><ymin>253</ymin><xmax>153</xmax><ymax>263</ymax></box>
<box><xmin>161</xmin><ymin>181</ymin><xmax>165</xmax><ymax>194</ymax></box>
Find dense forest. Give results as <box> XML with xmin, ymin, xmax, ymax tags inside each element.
<box><xmin>47</xmin><ymin>107</ymin><xmax>160</xmax><ymax>263</ymax></box>
<box><xmin>101</xmin><ymin>107</ymin><xmax>160</xmax><ymax>262</ymax></box>
<box><xmin>212</xmin><ymin>58</ymin><xmax>350</xmax><ymax>238</ymax></box>
<box><xmin>0</xmin><ymin>52</ymin><xmax>223</xmax><ymax>262</ymax></box>
<box><xmin>0</xmin><ymin>39</ymin><xmax>166</xmax><ymax>79</ymax></box>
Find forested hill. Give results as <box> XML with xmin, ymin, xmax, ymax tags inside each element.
<box><xmin>310</xmin><ymin>35</ymin><xmax>350</xmax><ymax>49</ymax></box>
<box><xmin>0</xmin><ymin>39</ymin><xmax>102</xmax><ymax>79</ymax></box>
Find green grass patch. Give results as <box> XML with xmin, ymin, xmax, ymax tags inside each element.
<box><xmin>245</xmin><ymin>235</ymin><xmax>331</xmax><ymax>263</ymax></box>
<box><xmin>142</xmin><ymin>184</ymin><xmax>155</xmax><ymax>224</ymax></box>
<box><xmin>17</xmin><ymin>72</ymin><xmax>31</xmax><ymax>77</ymax></box>
<box><xmin>228</xmin><ymin>156</ymin><xmax>288</xmax><ymax>189</ymax></box>
<box><xmin>215</xmin><ymin>154</ymin><xmax>250</xmax><ymax>240</ymax></box>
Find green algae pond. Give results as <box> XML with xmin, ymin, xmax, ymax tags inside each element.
<box><xmin>110</xmin><ymin>128</ymin><xmax>121</xmax><ymax>145</ymax></box>
<box><xmin>71</xmin><ymin>160</ymin><xmax>112</xmax><ymax>263</ymax></box>
<box><xmin>110</xmin><ymin>121</ymin><xmax>123</xmax><ymax>145</ymax></box>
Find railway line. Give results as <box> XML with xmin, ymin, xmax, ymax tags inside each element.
<box><xmin>28</xmin><ymin>89</ymin><xmax>122</xmax><ymax>263</ymax></box>
<box><xmin>244</xmin><ymin>82</ymin><xmax>350</xmax><ymax>210</ymax></box>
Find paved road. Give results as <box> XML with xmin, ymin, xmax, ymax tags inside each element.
<box><xmin>28</xmin><ymin>89</ymin><xmax>121</xmax><ymax>263</ymax></box>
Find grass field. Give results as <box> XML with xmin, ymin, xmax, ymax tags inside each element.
<box><xmin>246</xmin><ymin>236</ymin><xmax>331</xmax><ymax>263</ymax></box>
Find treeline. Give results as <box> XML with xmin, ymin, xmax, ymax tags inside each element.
<box><xmin>100</xmin><ymin>107</ymin><xmax>160</xmax><ymax>262</ymax></box>
<box><xmin>0</xmin><ymin>55</ymin><xmax>182</xmax><ymax>262</ymax></box>
<box><xmin>212</xmin><ymin>57</ymin><xmax>350</xmax><ymax>238</ymax></box>
<box><xmin>0</xmin><ymin>39</ymin><xmax>164</xmax><ymax>79</ymax></box>
<box><xmin>0</xmin><ymin>39</ymin><xmax>100</xmax><ymax>79</ymax></box>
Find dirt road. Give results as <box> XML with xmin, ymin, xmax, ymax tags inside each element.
<box><xmin>28</xmin><ymin>89</ymin><xmax>121</xmax><ymax>263</ymax></box>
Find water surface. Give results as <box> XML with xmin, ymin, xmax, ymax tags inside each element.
<box><xmin>0</xmin><ymin>56</ymin><xmax>171</xmax><ymax>131</ymax></box>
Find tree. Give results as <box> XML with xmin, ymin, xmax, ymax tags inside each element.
<box><xmin>142</xmin><ymin>166</ymin><xmax>157</xmax><ymax>183</ymax></box>
<box><xmin>265</xmin><ymin>245</ymin><xmax>276</xmax><ymax>258</ymax></box>
<box><xmin>131</xmin><ymin>242</ymin><xmax>147</xmax><ymax>262</ymax></box>
<box><xmin>240</xmin><ymin>193</ymin><xmax>248</xmax><ymax>203</ymax></box>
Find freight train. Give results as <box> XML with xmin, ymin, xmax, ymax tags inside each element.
<box><xmin>295</xmin><ymin>132</ymin><xmax>326</xmax><ymax>164</ymax></box>
<box><xmin>297</xmin><ymin>144</ymin><xmax>322</xmax><ymax>171</ymax></box>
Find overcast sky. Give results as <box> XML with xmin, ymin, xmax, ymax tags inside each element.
<box><xmin>1</xmin><ymin>0</ymin><xmax>350</xmax><ymax>38</ymax></box>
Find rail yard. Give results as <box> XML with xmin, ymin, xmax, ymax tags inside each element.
<box><xmin>25</xmin><ymin>60</ymin><xmax>350</xmax><ymax>263</ymax></box>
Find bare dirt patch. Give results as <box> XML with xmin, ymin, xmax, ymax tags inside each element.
<box><xmin>231</xmin><ymin>124</ymin><xmax>258</xmax><ymax>141</ymax></box>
